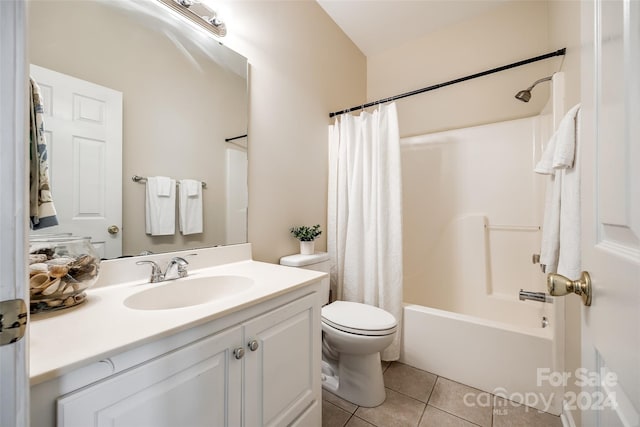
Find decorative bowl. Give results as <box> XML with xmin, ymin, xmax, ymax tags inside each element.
<box><xmin>28</xmin><ymin>236</ymin><xmax>100</xmax><ymax>313</ymax></box>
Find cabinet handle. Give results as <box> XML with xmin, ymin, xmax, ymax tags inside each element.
<box><xmin>247</xmin><ymin>339</ymin><xmax>259</xmax><ymax>351</ymax></box>
<box><xmin>233</xmin><ymin>347</ymin><xmax>245</xmax><ymax>359</ymax></box>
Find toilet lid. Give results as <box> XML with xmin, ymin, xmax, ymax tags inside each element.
<box><xmin>322</xmin><ymin>301</ymin><xmax>397</xmax><ymax>336</ymax></box>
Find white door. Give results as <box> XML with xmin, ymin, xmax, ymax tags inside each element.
<box><xmin>0</xmin><ymin>1</ymin><xmax>29</xmax><ymax>426</ymax></box>
<box><xmin>29</xmin><ymin>65</ymin><xmax>123</xmax><ymax>259</ymax></box>
<box><xmin>580</xmin><ymin>0</ymin><xmax>640</xmax><ymax>425</ymax></box>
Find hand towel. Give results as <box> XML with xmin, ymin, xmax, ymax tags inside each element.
<box><xmin>156</xmin><ymin>176</ymin><xmax>172</xmax><ymax>197</ymax></box>
<box><xmin>552</xmin><ymin>103</ymin><xmax>581</xmax><ymax>169</ymax></box>
<box><xmin>534</xmin><ymin>130</ymin><xmax>557</xmax><ymax>175</ymax></box>
<box><xmin>145</xmin><ymin>176</ymin><xmax>176</xmax><ymax>236</ymax></box>
<box><xmin>184</xmin><ymin>179</ymin><xmax>200</xmax><ymax>197</ymax></box>
<box><xmin>535</xmin><ymin>104</ymin><xmax>581</xmax><ymax>279</ymax></box>
<box><xmin>179</xmin><ymin>179</ymin><xmax>203</xmax><ymax>235</ymax></box>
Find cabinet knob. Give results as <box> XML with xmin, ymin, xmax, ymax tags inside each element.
<box><xmin>248</xmin><ymin>339</ymin><xmax>259</xmax><ymax>351</ymax></box>
<box><xmin>233</xmin><ymin>347</ymin><xmax>245</xmax><ymax>359</ymax></box>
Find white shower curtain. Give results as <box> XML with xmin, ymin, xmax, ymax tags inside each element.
<box><xmin>327</xmin><ymin>102</ymin><xmax>403</xmax><ymax>361</ymax></box>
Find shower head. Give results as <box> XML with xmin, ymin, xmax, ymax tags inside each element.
<box><xmin>515</xmin><ymin>89</ymin><xmax>532</xmax><ymax>102</ymax></box>
<box><xmin>515</xmin><ymin>75</ymin><xmax>553</xmax><ymax>102</ymax></box>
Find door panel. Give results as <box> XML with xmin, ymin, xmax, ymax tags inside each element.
<box><xmin>57</xmin><ymin>327</ymin><xmax>242</xmax><ymax>427</ymax></box>
<box><xmin>243</xmin><ymin>294</ymin><xmax>320</xmax><ymax>427</ymax></box>
<box><xmin>580</xmin><ymin>0</ymin><xmax>640</xmax><ymax>425</ymax></box>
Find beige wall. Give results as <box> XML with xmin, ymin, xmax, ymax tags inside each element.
<box><xmin>367</xmin><ymin>1</ymin><xmax>555</xmax><ymax>138</ymax></box>
<box><xmin>220</xmin><ymin>0</ymin><xmax>366</xmax><ymax>263</ymax></box>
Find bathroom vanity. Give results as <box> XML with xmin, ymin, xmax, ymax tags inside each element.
<box><xmin>30</xmin><ymin>244</ymin><xmax>326</xmax><ymax>427</ymax></box>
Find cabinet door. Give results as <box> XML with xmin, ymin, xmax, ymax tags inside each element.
<box><xmin>57</xmin><ymin>326</ymin><xmax>242</xmax><ymax>427</ymax></box>
<box><xmin>243</xmin><ymin>293</ymin><xmax>321</xmax><ymax>427</ymax></box>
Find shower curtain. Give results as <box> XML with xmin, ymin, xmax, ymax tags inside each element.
<box><xmin>327</xmin><ymin>102</ymin><xmax>403</xmax><ymax>361</ymax></box>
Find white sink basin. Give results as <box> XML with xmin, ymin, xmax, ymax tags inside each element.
<box><xmin>124</xmin><ymin>275</ymin><xmax>254</xmax><ymax>310</ymax></box>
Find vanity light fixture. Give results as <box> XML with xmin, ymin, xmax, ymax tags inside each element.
<box><xmin>158</xmin><ymin>0</ymin><xmax>227</xmax><ymax>37</ymax></box>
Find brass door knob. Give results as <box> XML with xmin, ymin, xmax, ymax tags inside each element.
<box><xmin>107</xmin><ymin>225</ymin><xmax>120</xmax><ymax>235</ymax></box>
<box><xmin>547</xmin><ymin>271</ymin><xmax>592</xmax><ymax>306</ymax></box>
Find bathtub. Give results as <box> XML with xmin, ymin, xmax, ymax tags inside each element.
<box><xmin>398</xmin><ymin>216</ymin><xmax>563</xmax><ymax>414</ymax></box>
<box><xmin>400</xmin><ymin>302</ymin><xmax>563</xmax><ymax>415</ymax></box>
<box><xmin>398</xmin><ymin>108</ymin><xmax>566</xmax><ymax>415</ymax></box>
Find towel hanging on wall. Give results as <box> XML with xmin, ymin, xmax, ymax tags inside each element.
<box><xmin>178</xmin><ymin>179</ymin><xmax>203</xmax><ymax>235</ymax></box>
<box><xmin>29</xmin><ymin>77</ymin><xmax>59</xmax><ymax>230</ymax></box>
<box><xmin>145</xmin><ymin>176</ymin><xmax>176</xmax><ymax>236</ymax></box>
<box><xmin>535</xmin><ymin>103</ymin><xmax>581</xmax><ymax>279</ymax></box>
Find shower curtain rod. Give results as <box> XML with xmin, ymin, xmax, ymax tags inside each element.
<box><xmin>225</xmin><ymin>134</ymin><xmax>247</xmax><ymax>142</ymax></box>
<box><xmin>329</xmin><ymin>48</ymin><xmax>566</xmax><ymax>118</ymax></box>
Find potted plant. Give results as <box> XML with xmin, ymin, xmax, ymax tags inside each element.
<box><xmin>290</xmin><ymin>224</ymin><xmax>322</xmax><ymax>255</ymax></box>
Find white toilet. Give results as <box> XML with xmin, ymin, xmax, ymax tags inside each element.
<box><xmin>280</xmin><ymin>252</ymin><xmax>397</xmax><ymax>407</ymax></box>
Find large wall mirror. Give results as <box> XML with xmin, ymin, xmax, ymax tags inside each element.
<box><xmin>28</xmin><ymin>0</ymin><xmax>248</xmax><ymax>259</ymax></box>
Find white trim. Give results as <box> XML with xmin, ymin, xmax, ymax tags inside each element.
<box><xmin>0</xmin><ymin>0</ymin><xmax>29</xmax><ymax>426</ymax></box>
<box><xmin>561</xmin><ymin>400</ymin><xmax>578</xmax><ymax>427</ymax></box>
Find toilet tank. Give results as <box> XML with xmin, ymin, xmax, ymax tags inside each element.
<box><xmin>279</xmin><ymin>252</ymin><xmax>330</xmax><ymax>304</ymax></box>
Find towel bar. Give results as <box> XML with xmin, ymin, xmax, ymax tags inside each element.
<box><xmin>484</xmin><ymin>224</ymin><xmax>540</xmax><ymax>231</ymax></box>
<box><xmin>132</xmin><ymin>175</ymin><xmax>207</xmax><ymax>189</ymax></box>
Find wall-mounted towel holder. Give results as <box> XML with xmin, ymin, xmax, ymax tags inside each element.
<box><xmin>132</xmin><ymin>175</ymin><xmax>207</xmax><ymax>189</ymax></box>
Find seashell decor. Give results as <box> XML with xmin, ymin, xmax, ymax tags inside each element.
<box><xmin>28</xmin><ymin>236</ymin><xmax>100</xmax><ymax>314</ymax></box>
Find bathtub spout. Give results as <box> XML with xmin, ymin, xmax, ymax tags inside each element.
<box><xmin>519</xmin><ymin>289</ymin><xmax>552</xmax><ymax>303</ymax></box>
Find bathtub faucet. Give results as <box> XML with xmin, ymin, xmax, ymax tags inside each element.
<box><xmin>519</xmin><ymin>289</ymin><xmax>552</xmax><ymax>303</ymax></box>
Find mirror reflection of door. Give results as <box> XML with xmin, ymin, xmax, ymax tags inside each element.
<box><xmin>29</xmin><ymin>64</ymin><xmax>123</xmax><ymax>259</ymax></box>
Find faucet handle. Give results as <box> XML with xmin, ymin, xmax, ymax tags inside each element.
<box><xmin>136</xmin><ymin>260</ymin><xmax>163</xmax><ymax>283</ymax></box>
<box><xmin>170</xmin><ymin>256</ymin><xmax>189</xmax><ymax>267</ymax></box>
<box><xmin>164</xmin><ymin>257</ymin><xmax>190</xmax><ymax>280</ymax></box>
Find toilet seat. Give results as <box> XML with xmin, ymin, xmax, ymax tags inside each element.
<box><xmin>322</xmin><ymin>301</ymin><xmax>397</xmax><ymax>336</ymax></box>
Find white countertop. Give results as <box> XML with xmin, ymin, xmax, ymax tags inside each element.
<box><xmin>29</xmin><ymin>252</ymin><xmax>326</xmax><ymax>385</ymax></box>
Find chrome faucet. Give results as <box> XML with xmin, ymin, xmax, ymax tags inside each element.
<box><xmin>164</xmin><ymin>257</ymin><xmax>189</xmax><ymax>280</ymax></box>
<box><xmin>136</xmin><ymin>256</ymin><xmax>190</xmax><ymax>283</ymax></box>
<box><xmin>519</xmin><ymin>289</ymin><xmax>552</xmax><ymax>303</ymax></box>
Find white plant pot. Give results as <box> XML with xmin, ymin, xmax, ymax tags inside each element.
<box><xmin>300</xmin><ymin>241</ymin><xmax>315</xmax><ymax>255</ymax></box>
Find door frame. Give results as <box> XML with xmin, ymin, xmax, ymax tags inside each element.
<box><xmin>0</xmin><ymin>0</ymin><xmax>29</xmax><ymax>426</ymax></box>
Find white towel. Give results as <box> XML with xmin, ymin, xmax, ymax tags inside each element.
<box><xmin>184</xmin><ymin>179</ymin><xmax>200</xmax><ymax>197</ymax></box>
<box><xmin>557</xmin><ymin>108</ymin><xmax>581</xmax><ymax>279</ymax></box>
<box><xmin>535</xmin><ymin>104</ymin><xmax>581</xmax><ymax>279</ymax></box>
<box><xmin>179</xmin><ymin>179</ymin><xmax>203</xmax><ymax>235</ymax></box>
<box><xmin>145</xmin><ymin>176</ymin><xmax>176</xmax><ymax>236</ymax></box>
<box><xmin>539</xmin><ymin>173</ymin><xmax>561</xmax><ymax>273</ymax></box>
<box><xmin>534</xmin><ymin>103</ymin><xmax>581</xmax><ymax>174</ymax></box>
<box><xmin>552</xmin><ymin>103</ymin><xmax>581</xmax><ymax>169</ymax></box>
<box><xmin>534</xmin><ymin>133</ymin><xmax>557</xmax><ymax>174</ymax></box>
<box><xmin>156</xmin><ymin>176</ymin><xmax>172</xmax><ymax>197</ymax></box>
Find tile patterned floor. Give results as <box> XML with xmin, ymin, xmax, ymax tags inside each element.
<box><xmin>322</xmin><ymin>362</ymin><xmax>563</xmax><ymax>427</ymax></box>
